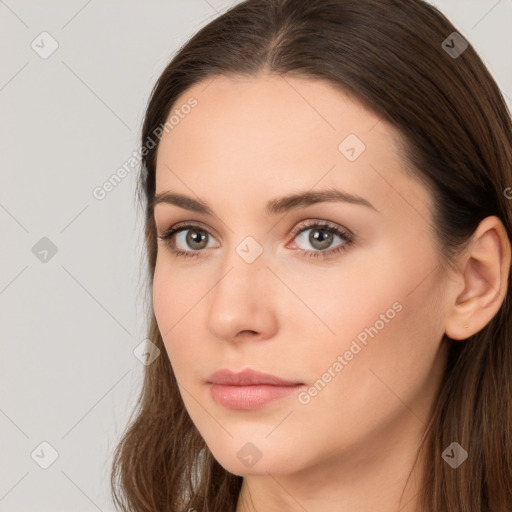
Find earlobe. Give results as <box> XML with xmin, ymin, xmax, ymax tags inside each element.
<box><xmin>444</xmin><ymin>216</ymin><xmax>511</xmax><ymax>341</ymax></box>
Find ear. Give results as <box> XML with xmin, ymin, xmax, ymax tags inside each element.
<box><xmin>444</xmin><ymin>216</ymin><xmax>511</xmax><ymax>341</ymax></box>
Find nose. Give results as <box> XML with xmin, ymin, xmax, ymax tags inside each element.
<box><xmin>206</xmin><ymin>245</ymin><xmax>279</xmax><ymax>344</ymax></box>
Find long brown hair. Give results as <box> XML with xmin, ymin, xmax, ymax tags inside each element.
<box><xmin>110</xmin><ymin>1</ymin><xmax>512</xmax><ymax>510</ymax></box>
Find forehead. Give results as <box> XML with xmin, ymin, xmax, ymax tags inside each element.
<box><xmin>154</xmin><ymin>74</ymin><xmax>431</xmax><ymax>222</ymax></box>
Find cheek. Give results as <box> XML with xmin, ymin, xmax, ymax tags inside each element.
<box><xmin>287</xmin><ymin>248</ymin><xmax>444</xmax><ymax>445</ymax></box>
<box><xmin>152</xmin><ymin>255</ymin><xmax>205</xmax><ymax>327</ymax></box>
<box><xmin>152</xmin><ymin>260</ymin><xmax>199</xmax><ymax>368</ymax></box>
<box><xmin>152</xmin><ymin>261</ymin><xmax>175</xmax><ymax>336</ymax></box>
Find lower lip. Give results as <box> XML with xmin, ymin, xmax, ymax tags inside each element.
<box><xmin>209</xmin><ymin>383</ymin><xmax>304</xmax><ymax>410</ymax></box>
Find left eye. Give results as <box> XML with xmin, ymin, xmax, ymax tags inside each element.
<box><xmin>291</xmin><ymin>223</ymin><xmax>353</xmax><ymax>253</ymax></box>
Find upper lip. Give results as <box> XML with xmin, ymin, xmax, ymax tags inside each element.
<box><xmin>207</xmin><ymin>369</ymin><xmax>303</xmax><ymax>386</ymax></box>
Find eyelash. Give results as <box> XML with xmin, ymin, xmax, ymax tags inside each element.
<box><xmin>156</xmin><ymin>220</ymin><xmax>355</xmax><ymax>260</ymax></box>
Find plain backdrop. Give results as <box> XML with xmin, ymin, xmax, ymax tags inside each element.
<box><xmin>0</xmin><ymin>1</ymin><xmax>511</xmax><ymax>510</ymax></box>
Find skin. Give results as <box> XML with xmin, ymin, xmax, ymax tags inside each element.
<box><xmin>152</xmin><ymin>74</ymin><xmax>511</xmax><ymax>512</ymax></box>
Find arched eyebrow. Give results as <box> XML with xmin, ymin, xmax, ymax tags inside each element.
<box><xmin>151</xmin><ymin>188</ymin><xmax>378</xmax><ymax>215</ymax></box>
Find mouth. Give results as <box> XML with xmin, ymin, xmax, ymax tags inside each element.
<box><xmin>208</xmin><ymin>383</ymin><xmax>304</xmax><ymax>410</ymax></box>
<box><xmin>206</xmin><ymin>369</ymin><xmax>305</xmax><ymax>410</ymax></box>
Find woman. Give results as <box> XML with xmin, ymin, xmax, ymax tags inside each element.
<box><xmin>111</xmin><ymin>0</ymin><xmax>512</xmax><ymax>510</ymax></box>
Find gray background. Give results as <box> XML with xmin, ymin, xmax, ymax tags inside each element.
<box><xmin>0</xmin><ymin>1</ymin><xmax>510</xmax><ymax>511</ymax></box>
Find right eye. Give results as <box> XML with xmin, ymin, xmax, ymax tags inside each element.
<box><xmin>157</xmin><ymin>223</ymin><xmax>220</xmax><ymax>258</ymax></box>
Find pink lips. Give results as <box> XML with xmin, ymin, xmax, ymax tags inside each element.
<box><xmin>207</xmin><ymin>369</ymin><xmax>305</xmax><ymax>410</ymax></box>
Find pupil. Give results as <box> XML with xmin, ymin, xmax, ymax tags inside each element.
<box><xmin>188</xmin><ymin>229</ymin><xmax>206</xmax><ymax>248</ymax></box>
<box><xmin>311</xmin><ymin>229</ymin><xmax>332</xmax><ymax>249</ymax></box>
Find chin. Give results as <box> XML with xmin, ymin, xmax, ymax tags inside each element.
<box><xmin>216</xmin><ymin>456</ymin><xmax>292</xmax><ymax>477</ymax></box>
<box><xmin>206</xmin><ymin>438</ymin><xmax>303</xmax><ymax>477</ymax></box>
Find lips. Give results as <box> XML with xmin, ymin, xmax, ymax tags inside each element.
<box><xmin>206</xmin><ymin>369</ymin><xmax>305</xmax><ymax>410</ymax></box>
<box><xmin>207</xmin><ymin>368</ymin><xmax>303</xmax><ymax>386</ymax></box>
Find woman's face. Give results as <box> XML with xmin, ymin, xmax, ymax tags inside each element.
<box><xmin>152</xmin><ymin>74</ymin><xmax>451</xmax><ymax>477</ymax></box>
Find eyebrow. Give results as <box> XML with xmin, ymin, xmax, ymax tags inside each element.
<box><xmin>151</xmin><ymin>188</ymin><xmax>378</xmax><ymax>216</ymax></box>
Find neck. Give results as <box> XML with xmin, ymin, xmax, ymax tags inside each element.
<box><xmin>235</xmin><ymin>412</ymin><xmax>430</xmax><ymax>512</ymax></box>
